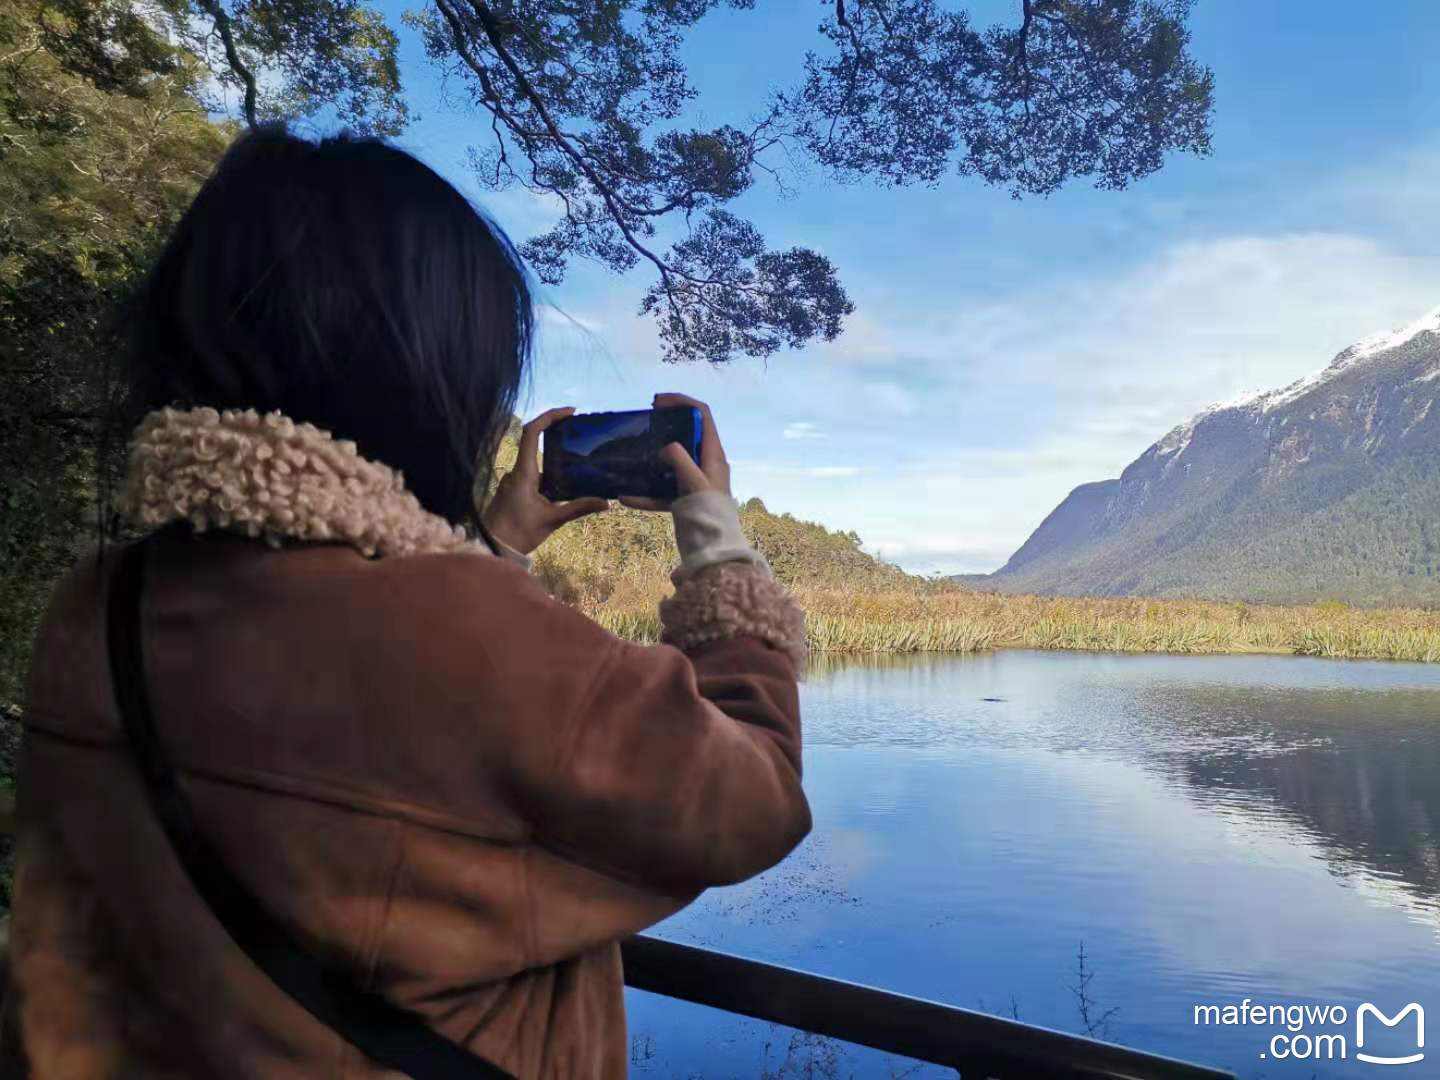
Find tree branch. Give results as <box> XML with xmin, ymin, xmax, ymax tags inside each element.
<box><xmin>196</xmin><ymin>0</ymin><xmax>258</xmax><ymax>128</ymax></box>
<box><xmin>451</xmin><ymin>0</ymin><xmax>689</xmax><ymax>317</ymax></box>
<box><xmin>1012</xmin><ymin>0</ymin><xmax>1035</xmax><ymax>136</ymax></box>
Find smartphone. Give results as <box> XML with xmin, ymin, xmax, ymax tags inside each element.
<box><xmin>540</xmin><ymin>406</ymin><xmax>703</xmax><ymax>501</ymax></box>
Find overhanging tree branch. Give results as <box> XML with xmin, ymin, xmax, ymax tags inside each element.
<box><xmin>452</xmin><ymin>0</ymin><xmax>691</xmax><ymax>316</ymax></box>
<box><xmin>411</xmin><ymin>0</ymin><xmax>1211</xmax><ymax>361</ymax></box>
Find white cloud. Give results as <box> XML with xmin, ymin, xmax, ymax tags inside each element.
<box><xmin>732</xmin><ymin>461</ymin><xmax>862</xmax><ymax>479</ymax></box>
<box><xmin>783</xmin><ymin>421</ymin><xmax>828</xmax><ymax>439</ymax></box>
<box><xmin>864</xmin><ymin>533</ymin><xmax>1017</xmax><ymax>576</ymax></box>
<box><xmin>538</xmin><ymin>305</ymin><xmax>604</xmax><ymax>332</ymax></box>
<box><xmin>473</xmin><ymin>186</ymin><xmax>568</xmax><ymax>239</ymax></box>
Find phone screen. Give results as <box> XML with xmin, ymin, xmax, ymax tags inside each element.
<box><xmin>541</xmin><ymin>406</ymin><xmax>702</xmax><ymax>501</ymax></box>
<box><xmin>556</xmin><ymin>410</ymin><xmax>652</xmax><ymax>458</ymax></box>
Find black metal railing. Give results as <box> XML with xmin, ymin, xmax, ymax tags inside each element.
<box><xmin>0</xmin><ymin>797</ymin><xmax>1232</xmax><ymax>1078</ymax></box>
<box><xmin>622</xmin><ymin>935</ymin><xmax>1233</xmax><ymax>1079</ymax></box>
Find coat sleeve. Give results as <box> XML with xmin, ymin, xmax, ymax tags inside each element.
<box><xmin>498</xmin><ymin>561</ymin><xmax>811</xmax><ymax>896</ymax></box>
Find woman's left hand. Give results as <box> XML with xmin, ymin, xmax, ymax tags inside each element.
<box><xmin>483</xmin><ymin>407</ymin><xmax>609</xmax><ymax>555</ymax></box>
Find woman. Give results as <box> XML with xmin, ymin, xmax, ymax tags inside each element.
<box><xmin>10</xmin><ymin>128</ymin><xmax>810</xmax><ymax>1078</ymax></box>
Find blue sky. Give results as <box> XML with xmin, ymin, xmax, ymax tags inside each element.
<box><xmin>361</xmin><ymin>0</ymin><xmax>1440</xmax><ymax>574</ymax></box>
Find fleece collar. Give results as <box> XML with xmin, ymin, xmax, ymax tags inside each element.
<box><xmin>122</xmin><ymin>406</ymin><xmax>484</xmax><ymax>559</ymax></box>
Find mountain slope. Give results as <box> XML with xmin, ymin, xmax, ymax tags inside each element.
<box><xmin>987</xmin><ymin>305</ymin><xmax>1440</xmax><ymax>605</ymax></box>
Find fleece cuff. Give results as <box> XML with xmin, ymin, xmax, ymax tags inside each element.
<box><xmin>669</xmin><ymin>490</ymin><xmax>769</xmax><ymax>585</ymax></box>
<box><xmin>660</xmin><ymin>561</ymin><xmax>808</xmax><ymax>674</ymax></box>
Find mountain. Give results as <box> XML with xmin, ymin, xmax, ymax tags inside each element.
<box><xmin>984</xmin><ymin>305</ymin><xmax>1440</xmax><ymax>606</ymax></box>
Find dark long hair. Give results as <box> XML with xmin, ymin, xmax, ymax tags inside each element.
<box><xmin>118</xmin><ymin>126</ymin><xmax>532</xmax><ymax>527</ymax></box>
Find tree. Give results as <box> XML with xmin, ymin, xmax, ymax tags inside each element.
<box><xmin>215</xmin><ymin>0</ymin><xmax>1213</xmax><ymax>363</ymax></box>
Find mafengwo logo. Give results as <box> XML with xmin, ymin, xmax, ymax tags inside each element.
<box><xmin>1192</xmin><ymin>999</ymin><xmax>1424</xmax><ymax>1066</ymax></box>
<box><xmin>1356</xmin><ymin>1003</ymin><xmax>1424</xmax><ymax>1067</ymax></box>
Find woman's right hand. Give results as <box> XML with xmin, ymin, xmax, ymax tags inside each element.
<box><xmin>619</xmin><ymin>393</ymin><xmax>731</xmax><ymax>511</ymax></box>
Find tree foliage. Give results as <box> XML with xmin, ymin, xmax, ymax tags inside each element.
<box><xmin>184</xmin><ymin>0</ymin><xmax>407</xmax><ymax>133</ymax></box>
<box><xmin>393</xmin><ymin>0</ymin><xmax>1213</xmax><ymax>362</ymax></box>
<box><xmin>0</xmin><ymin>0</ymin><xmax>232</xmax><ymax>712</ymax></box>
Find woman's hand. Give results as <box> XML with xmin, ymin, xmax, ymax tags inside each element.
<box><xmin>619</xmin><ymin>393</ymin><xmax>731</xmax><ymax>511</ymax></box>
<box><xmin>483</xmin><ymin>407</ymin><xmax>609</xmax><ymax>555</ymax></box>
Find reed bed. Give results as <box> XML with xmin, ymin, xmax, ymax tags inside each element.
<box><xmin>493</xmin><ymin>461</ymin><xmax>1440</xmax><ymax>663</ymax></box>
<box><xmin>570</xmin><ymin>578</ymin><xmax>1440</xmax><ymax>663</ymax></box>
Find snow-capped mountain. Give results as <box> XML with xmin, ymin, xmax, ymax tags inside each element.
<box><xmin>1155</xmin><ymin>304</ymin><xmax>1440</xmax><ymax>457</ymax></box>
<box><xmin>985</xmin><ymin>304</ymin><xmax>1440</xmax><ymax>604</ymax></box>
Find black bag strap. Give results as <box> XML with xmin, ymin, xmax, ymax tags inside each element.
<box><xmin>105</xmin><ymin>535</ymin><xmax>516</xmax><ymax>1080</ymax></box>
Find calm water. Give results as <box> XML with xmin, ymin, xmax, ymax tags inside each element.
<box><xmin>625</xmin><ymin>650</ymin><xmax>1440</xmax><ymax>1078</ymax></box>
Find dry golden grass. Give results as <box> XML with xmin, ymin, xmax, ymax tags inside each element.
<box><xmin>562</xmin><ymin>564</ymin><xmax>1440</xmax><ymax>664</ymax></box>
<box><xmin>566</xmin><ymin>562</ymin><xmax>1440</xmax><ymax>663</ymax></box>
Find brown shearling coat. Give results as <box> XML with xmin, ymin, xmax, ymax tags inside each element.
<box><xmin>10</xmin><ymin>530</ymin><xmax>809</xmax><ymax>1078</ymax></box>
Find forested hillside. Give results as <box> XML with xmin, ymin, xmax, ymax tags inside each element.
<box><xmin>486</xmin><ymin>420</ymin><xmax>916</xmax><ymax>615</ymax></box>
<box><xmin>1</xmin><ymin>0</ymin><xmax>232</xmax><ymax>721</ymax></box>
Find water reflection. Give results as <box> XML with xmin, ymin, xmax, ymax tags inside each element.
<box><xmin>804</xmin><ymin>650</ymin><xmax>1440</xmax><ymax>921</ymax></box>
<box><xmin>1139</xmin><ymin>682</ymin><xmax>1440</xmax><ymax>912</ymax></box>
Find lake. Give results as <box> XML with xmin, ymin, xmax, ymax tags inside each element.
<box><xmin>624</xmin><ymin>649</ymin><xmax>1440</xmax><ymax>1078</ymax></box>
